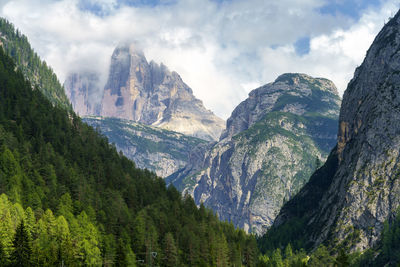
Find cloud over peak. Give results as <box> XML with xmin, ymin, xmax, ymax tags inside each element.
<box><xmin>0</xmin><ymin>0</ymin><xmax>397</xmax><ymax>118</ymax></box>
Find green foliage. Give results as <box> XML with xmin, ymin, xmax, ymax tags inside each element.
<box><xmin>257</xmin><ymin>244</ymin><xmax>310</xmax><ymax>267</ymax></box>
<box><xmin>0</xmin><ymin>47</ymin><xmax>258</xmax><ymax>265</ymax></box>
<box><xmin>0</xmin><ymin>18</ymin><xmax>72</xmax><ymax>111</ymax></box>
<box><xmin>10</xmin><ymin>221</ymin><xmax>32</xmax><ymax>267</ymax></box>
<box><xmin>335</xmin><ymin>248</ymin><xmax>350</xmax><ymax>267</ymax></box>
<box><xmin>308</xmin><ymin>246</ymin><xmax>334</xmax><ymax>266</ymax></box>
<box><xmin>162</xmin><ymin>232</ymin><xmax>178</xmax><ymax>267</ymax></box>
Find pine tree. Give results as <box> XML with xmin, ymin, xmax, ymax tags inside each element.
<box><xmin>0</xmin><ymin>242</ymin><xmax>8</xmax><ymax>266</ymax></box>
<box><xmin>215</xmin><ymin>233</ymin><xmax>229</xmax><ymax>267</ymax></box>
<box><xmin>335</xmin><ymin>248</ymin><xmax>349</xmax><ymax>267</ymax></box>
<box><xmin>309</xmin><ymin>245</ymin><xmax>334</xmax><ymax>266</ymax></box>
<box><xmin>163</xmin><ymin>232</ymin><xmax>178</xmax><ymax>267</ymax></box>
<box><xmin>271</xmin><ymin>248</ymin><xmax>283</xmax><ymax>267</ymax></box>
<box><xmin>284</xmin><ymin>243</ymin><xmax>293</xmax><ymax>259</ymax></box>
<box><xmin>10</xmin><ymin>221</ymin><xmax>32</xmax><ymax>267</ymax></box>
<box><xmin>115</xmin><ymin>239</ymin><xmax>126</xmax><ymax>267</ymax></box>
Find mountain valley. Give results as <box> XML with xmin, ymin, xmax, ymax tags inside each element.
<box><xmin>0</xmin><ymin>3</ymin><xmax>400</xmax><ymax>266</ymax></box>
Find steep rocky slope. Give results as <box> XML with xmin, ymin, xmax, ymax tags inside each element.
<box><xmin>83</xmin><ymin>116</ymin><xmax>206</xmax><ymax>177</ymax></box>
<box><xmin>167</xmin><ymin>73</ymin><xmax>341</xmax><ymax>234</ymax></box>
<box><xmin>64</xmin><ymin>72</ymin><xmax>102</xmax><ymax>116</ymax></box>
<box><xmin>266</xmin><ymin>10</ymin><xmax>400</xmax><ymax>253</ymax></box>
<box><xmin>65</xmin><ymin>44</ymin><xmax>224</xmax><ymax>141</ymax></box>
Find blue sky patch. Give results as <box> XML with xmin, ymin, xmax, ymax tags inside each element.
<box><xmin>78</xmin><ymin>0</ymin><xmax>176</xmax><ymax>16</ymax></box>
<box><xmin>319</xmin><ymin>0</ymin><xmax>382</xmax><ymax>20</ymax></box>
<box><xmin>294</xmin><ymin>36</ymin><xmax>310</xmax><ymax>56</ymax></box>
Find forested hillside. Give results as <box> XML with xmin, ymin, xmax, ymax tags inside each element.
<box><xmin>0</xmin><ymin>18</ymin><xmax>71</xmax><ymax>111</ymax></box>
<box><xmin>0</xmin><ymin>47</ymin><xmax>257</xmax><ymax>266</ymax></box>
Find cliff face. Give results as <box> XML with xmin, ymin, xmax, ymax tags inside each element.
<box><xmin>272</xmin><ymin>10</ymin><xmax>400</xmax><ymax>252</ymax></box>
<box><xmin>100</xmin><ymin>44</ymin><xmax>224</xmax><ymax>141</ymax></box>
<box><xmin>64</xmin><ymin>72</ymin><xmax>102</xmax><ymax>116</ymax></box>
<box><xmin>167</xmin><ymin>73</ymin><xmax>340</xmax><ymax>234</ymax></box>
<box><xmin>65</xmin><ymin>44</ymin><xmax>224</xmax><ymax>141</ymax></box>
<box><xmin>83</xmin><ymin>116</ymin><xmax>206</xmax><ymax>177</ymax></box>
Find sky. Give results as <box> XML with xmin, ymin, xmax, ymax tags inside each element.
<box><xmin>0</xmin><ymin>0</ymin><xmax>398</xmax><ymax>119</ymax></box>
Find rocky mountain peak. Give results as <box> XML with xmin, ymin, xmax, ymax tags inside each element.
<box><xmin>220</xmin><ymin>73</ymin><xmax>341</xmax><ymax>140</ymax></box>
<box><xmin>274</xmin><ymin>73</ymin><xmax>339</xmax><ymax>95</ymax></box>
<box><xmin>65</xmin><ymin>43</ymin><xmax>225</xmax><ymax>141</ymax></box>
<box><xmin>168</xmin><ymin>73</ymin><xmax>340</xmax><ymax>234</ymax></box>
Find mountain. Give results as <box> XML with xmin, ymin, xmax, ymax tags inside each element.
<box><xmin>259</xmin><ymin>10</ymin><xmax>400</xmax><ymax>257</ymax></box>
<box><xmin>167</xmin><ymin>73</ymin><xmax>341</xmax><ymax>234</ymax></box>
<box><xmin>64</xmin><ymin>72</ymin><xmax>102</xmax><ymax>116</ymax></box>
<box><xmin>0</xmin><ymin>18</ymin><xmax>71</xmax><ymax>111</ymax></box>
<box><xmin>65</xmin><ymin>44</ymin><xmax>225</xmax><ymax>141</ymax></box>
<box><xmin>0</xmin><ymin>39</ymin><xmax>258</xmax><ymax>266</ymax></box>
<box><xmin>83</xmin><ymin>116</ymin><xmax>206</xmax><ymax>177</ymax></box>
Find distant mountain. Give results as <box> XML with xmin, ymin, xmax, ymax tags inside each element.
<box><xmin>167</xmin><ymin>73</ymin><xmax>341</xmax><ymax>234</ymax></box>
<box><xmin>83</xmin><ymin>116</ymin><xmax>206</xmax><ymax>177</ymax></box>
<box><xmin>65</xmin><ymin>44</ymin><xmax>225</xmax><ymax>141</ymax></box>
<box><xmin>259</xmin><ymin>10</ymin><xmax>400</xmax><ymax>261</ymax></box>
<box><xmin>0</xmin><ymin>18</ymin><xmax>71</xmax><ymax>111</ymax></box>
<box><xmin>64</xmin><ymin>72</ymin><xmax>102</xmax><ymax>115</ymax></box>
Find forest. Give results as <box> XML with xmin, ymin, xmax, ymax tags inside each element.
<box><xmin>0</xmin><ymin>47</ymin><xmax>258</xmax><ymax>266</ymax></box>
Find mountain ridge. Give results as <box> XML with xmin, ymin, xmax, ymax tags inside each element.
<box><xmin>168</xmin><ymin>73</ymin><xmax>341</xmax><ymax>234</ymax></box>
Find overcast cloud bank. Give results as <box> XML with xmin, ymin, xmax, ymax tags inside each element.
<box><xmin>0</xmin><ymin>0</ymin><xmax>398</xmax><ymax>118</ymax></box>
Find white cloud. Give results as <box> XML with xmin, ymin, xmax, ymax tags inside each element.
<box><xmin>0</xmin><ymin>0</ymin><xmax>397</xmax><ymax>119</ymax></box>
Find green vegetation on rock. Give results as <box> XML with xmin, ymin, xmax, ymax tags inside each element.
<box><xmin>83</xmin><ymin>116</ymin><xmax>206</xmax><ymax>177</ymax></box>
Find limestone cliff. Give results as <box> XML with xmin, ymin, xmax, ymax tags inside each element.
<box><xmin>64</xmin><ymin>72</ymin><xmax>102</xmax><ymax>116</ymax></box>
<box><xmin>100</xmin><ymin>44</ymin><xmax>224</xmax><ymax>141</ymax></box>
<box><xmin>65</xmin><ymin>44</ymin><xmax>224</xmax><ymax>141</ymax></box>
<box><xmin>167</xmin><ymin>73</ymin><xmax>340</xmax><ymax>234</ymax></box>
<box><xmin>269</xmin><ymin>10</ymin><xmax>400</xmax><ymax>253</ymax></box>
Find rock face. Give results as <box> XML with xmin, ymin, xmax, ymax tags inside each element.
<box><xmin>83</xmin><ymin>116</ymin><xmax>206</xmax><ymax>177</ymax></box>
<box><xmin>66</xmin><ymin>44</ymin><xmax>225</xmax><ymax>141</ymax></box>
<box><xmin>272</xmin><ymin>10</ymin><xmax>400</xmax><ymax>252</ymax></box>
<box><xmin>64</xmin><ymin>72</ymin><xmax>102</xmax><ymax>116</ymax></box>
<box><xmin>167</xmin><ymin>73</ymin><xmax>340</xmax><ymax>234</ymax></box>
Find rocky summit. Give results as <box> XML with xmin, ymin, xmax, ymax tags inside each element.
<box><xmin>167</xmin><ymin>73</ymin><xmax>341</xmax><ymax>234</ymax></box>
<box><xmin>271</xmin><ymin>10</ymin><xmax>400</xmax><ymax>253</ymax></box>
<box><xmin>65</xmin><ymin>44</ymin><xmax>225</xmax><ymax>141</ymax></box>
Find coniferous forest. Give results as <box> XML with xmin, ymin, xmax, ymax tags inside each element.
<box><xmin>0</xmin><ymin>47</ymin><xmax>258</xmax><ymax>266</ymax></box>
<box><xmin>0</xmin><ymin>18</ymin><xmax>71</xmax><ymax>111</ymax></box>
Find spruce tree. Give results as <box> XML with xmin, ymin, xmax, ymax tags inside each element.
<box><xmin>10</xmin><ymin>221</ymin><xmax>32</xmax><ymax>267</ymax></box>
<box><xmin>163</xmin><ymin>232</ymin><xmax>178</xmax><ymax>267</ymax></box>
<box><xmin>335</xmin><ymin>248</ymin><xmax>349</xmax><ymax>267</ymax></box>
<box><xmin>0</xmin><ymin>242</ymin><xmax>8</xmax><ymax>267</ymax></box>
<box><xmin>115</xmin><ymin>239</ymin><xmax>126</xmax><ymax>267</ymax></box>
